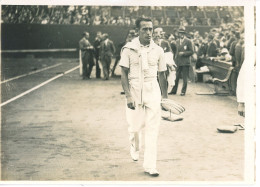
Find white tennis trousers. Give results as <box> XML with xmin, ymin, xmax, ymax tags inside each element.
<box><xmin>126</xmin><ymin>79</ymin><xmax>161</xmax><ymax>169</ymax></box>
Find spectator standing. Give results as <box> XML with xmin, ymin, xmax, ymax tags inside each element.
<box><xmin>93</xmin><ymin>31</ymin><xmax>102</xmax><ymax>78</ymax></box>
<box><xmin>230</xmin><ymin>34</ymin><xmax>244</xmax><ymax>95</ymax></box>
<box><xmin>153</xmin><ymin>27</ymin><xmax>176</xmax><ymax>93</ymax></box>
<box><xmin>79</xmin><ymin>32</ymin><xmax>95</xmax><ymax>80</ymax></box>
<box><xmin>100</xmin><ymin>33</ymin><xmax>116</xmax><ymax>80</ymax></box>
<box><xmin>234</xmin><ymin>34</ymin><xmax>244</xmax><ymax>71</ymax></box>
<box><xmin>229</xmin><ymin>31</ymin><xmax>241</xmax><ymax>67</ymax></box>
<box><xmin>195</xmin><ymin>39</ymin><xmax>208</xmax><ymax>69</ymax></box>
<box><xmin>206</xmin><ymin>34</ymin><xmax>218</xmax><ymax>57</ymax></box>
<box><xmin>187</xmin><ymin>32</ymin><xmax>198</xmax><ymax>82</ymax></box>
<box><xmin>169</xmin><ymin>26</ymin><xmax>193</xmax><ymax>96</ymax></box>
<box><xmin>226</xmin><ymin>29</ymin><xmax>236</xmax><ymax>50</ymax></box>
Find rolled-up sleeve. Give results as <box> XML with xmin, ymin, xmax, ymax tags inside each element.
<box><xmin>119</xmin><ymin>48</ymin><xmax>130</xmax><ymax>68</ymax></box>
<box><xmin>158</xmin><ymin>48</ymin><xmax>167</xmax><ymax>72</ymax></box>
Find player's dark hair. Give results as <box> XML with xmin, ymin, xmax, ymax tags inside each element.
<box><xmin>135</xmin><ymin>17</ymin><xmax>152</xmax><ymax>29</ymax></box>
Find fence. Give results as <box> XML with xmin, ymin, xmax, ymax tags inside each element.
<box><xmin>1</xmin><ymin>24</ymin><xmax>213</xmax><ymax>58</ymax></box>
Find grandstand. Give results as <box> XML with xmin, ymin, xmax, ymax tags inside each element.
<box><xmin>1</xmin><ymin>5</ymin><xmax>243</xmax><ymax>26</ymax></box>
<box><xmin>1</xmin><ymin>5</ymin><xmax>244</xmax><ymax>60</ymax></box>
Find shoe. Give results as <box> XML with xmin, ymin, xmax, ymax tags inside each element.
<box><xmin>144</xmin><ymin>168</ymin><xmax>159</xmax><ymax>177</ymax></box>
<box><xmin>180</xmin><ymin>93</ymin><xmax>185</xmax><ymax>96</ymax></box>
<box><xmin>168</xmin><ymin>92</ymin><xmax>176</xmax><ymax>95</ymax></box>
<box><xmin>130</xmin><ymin>144</ymin><xmax>139</xmax><ymax>161</ymax></box>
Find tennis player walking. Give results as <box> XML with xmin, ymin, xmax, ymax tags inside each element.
<box><xmin>119</xmin><ymin>17</ymin><xmax>168</xmax><ymax>177</ymax></box>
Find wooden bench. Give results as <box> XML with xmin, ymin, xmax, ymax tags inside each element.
<box><xmin>212</xmin><ymin>66</ymin><xmax>234</xmax><ymax>95</ymax></box>
<box><xmin>196</xmin><ymin>58</ymin><xmax>235</xmax><ymax>95</ymax></box>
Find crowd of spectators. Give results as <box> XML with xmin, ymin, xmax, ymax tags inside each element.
<box><xmin>1</xmin><ymin>5</ymin><xmax>243</xmax><ymax>26</ymax></box>
<box><xmin>176</xmin><ymin>17</ymin><xmax>245</xmax><ymax>78</ymax></box>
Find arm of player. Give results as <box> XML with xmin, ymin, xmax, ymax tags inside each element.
<box><xmin>121</xmin><ymin>67</ymin><xmax>135</xmax><ymax>110</ymax></box>
<box><xmin>158</xmin><ymin>71</ymin><xmax>168</xmax><ymax>99</ymax></box>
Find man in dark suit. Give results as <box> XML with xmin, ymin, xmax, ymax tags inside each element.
<box><xmin>93</xmin><ymin>31</ymin><xmax>102</xmax><ymax>78</ymax></box>
<box><xmin>79</xmin><ymin>32</ymin><xmax>95</xmax><ymax>80</ymax></box>
<box><xmin>111</xmin><ymin>29</ymin><xmax>136</xmax><ymax>77</ymax></box>
<box><xmin>229</xmin><ymin>31</ymin><xmax>241</xmax><ymax>67</ymax></box>
<box><xmin>196</xmin><ymin>39</ymin><xmax>208</xmax><ymax>69</ymax></box>
<box><xmin>100</xmin><ymin>33</ymin><xmax>116</xmax><ymax>80</ymax></box>
<box><xmin>206</xmin><ymin>34</ymin><xmax>218</xmax><ymax>57</ymax></box>
<box><xmin>169</xmin><ymin>26</ymin><xmax>193</xmax><ymax>96</ymax></box>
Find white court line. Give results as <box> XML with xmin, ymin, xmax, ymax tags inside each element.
<box><xmin>0</xmin><ymin>63</ymin><xmax>63</xmax><ymax>84</ymax></box>
<box><xmin>0</xmin><ymin>65</ymin><xmax>80</xmax><ymax>107</ymax></box>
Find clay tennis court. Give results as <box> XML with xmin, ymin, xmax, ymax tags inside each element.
<box><xmin>1</xmin><ymin>57</ymin><xmax>244</xmax><ymax>181</ymax></box>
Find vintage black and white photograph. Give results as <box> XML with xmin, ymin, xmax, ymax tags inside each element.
<box><xmin>0</xmin><ymin>0</ymin><xmax>256</xmax><ymax>184</ymax></box>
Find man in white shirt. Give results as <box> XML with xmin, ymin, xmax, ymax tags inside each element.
<box><xmin>119</xmin><ymin>17</ymin><xmax>168</xmax><ymax>177</ymax></box>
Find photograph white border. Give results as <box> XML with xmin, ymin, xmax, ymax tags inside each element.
<box><xmin>0</xmin><ymin>0</ymin><xmax>257</xmax><ymax>186</ymax></box>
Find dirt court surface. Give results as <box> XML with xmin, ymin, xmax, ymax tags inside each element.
<box><xmin>1</xmin><ymin>58</ymin><xmax>244</xmax><ymax>182</ymax></box>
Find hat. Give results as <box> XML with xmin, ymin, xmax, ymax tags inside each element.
<box><xmin>208</xmin><ymin>34</ymin><xmax>214</xmax><ymax>40</ymax></box>
<box><xmin>221</xmin><ymin>48</ymin><xmax>229</xmax><ymax>54</ymax></box>
<box><xmin>178</xmin><ymin>26</ymin><xmax>186</xmax><ymax>33</ymax></box>
<box><xmin>211</xmin><ymin>28</ymin><xmax>217</xmax><ymax>32</ymax></box>
<box><xmin>129</xmin><ymin>29</ymin><xmax>136</xmax><ymax>34</ymax></box>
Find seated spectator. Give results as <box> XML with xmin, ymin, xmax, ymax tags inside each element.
<box><xmin>160</xmin><ymin>17</ymin><xmax>165</xmax><ymax>25</ymax></box>
<box><xmin>41</xmin><ymin>15</ymin><xmax>50</xmax><ymax>24</ymax></box>
<box><xmin>63</xmin><ymin>14</ymin><xmax>72</xmax><ymax>24</ymax></box>
<box><xmin>93</xmin><ymin>15</ymin><xmax>101</xmax><ymax>25</ymax></box>
<box><xmin>101</xmin><ymin>15</ymin><xmax>108</xmax><ymax>24</ymax></box>
<box><xmin>117</xmin><ymin>16</ymin><xmax>124</xmax><ymax>25</ymax></box>
<box><xmin>153</xmin><ymin>18</ymin><xmax>159</xmax><ymax>26</ymax></box>
<box><xmin>1</xmin><ymin>5</ymin><xmax>244</xmax><ymax>27</ymax></box>
<box><xmin>72</xmin><ymin>14</ymin><xmax>81</xmax><ymax>24</ymax></box>
<box><xmin>80</xmin><ymin>15</ymin><xmax>87</xmax><ymax>24</ymax></box>
<box><xmin>131</xmin><ymin>18</ymin><xmax>136</xmax><ymax>25</ymax></box>
<box><xmin>124</xmin><ymin>17</ymin><xmax>131</xmax><ymax>25</ymax></box>
<box><xmin>109</xmin><ymin>16</ymin><xmax>117</xmax><ymax>25</ymax></box>
<box><xmin>216</xmin><ymin>48</ymin><xmax>232</xmax><ymax>62</ymax></box>
<box><xmin>165</xmin><ymin>17</ymin><xmax>172</xmax><ymax>25</ymax></box>
<box><xmin>190</xmin><ymin>17</ymin><xmax>198</xmax><ymax>26</ymax></box>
